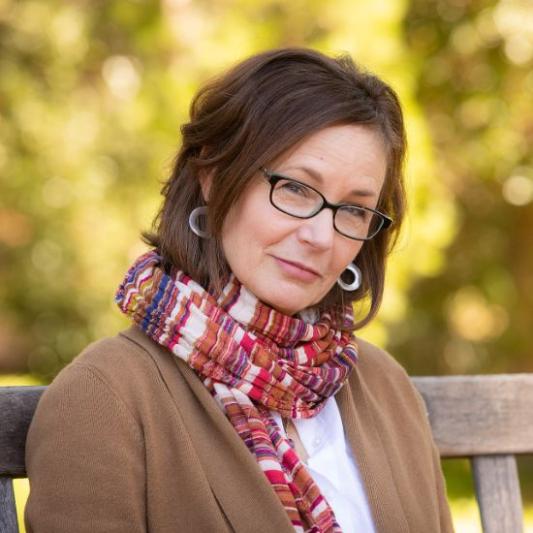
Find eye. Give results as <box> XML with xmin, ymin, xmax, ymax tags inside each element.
<box><xmin>340</xmin><ymin>206</ymin><xmax>370</xmax><ymax>222</ymax></box>
<box><xmin>278</xmin><ymin>179</ymin><xmax>312</xmax><ymax>197</ymax></box>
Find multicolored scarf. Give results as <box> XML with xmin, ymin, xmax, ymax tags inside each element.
<box><xmin>115</xmin><ymin>250</ymin><xmax>358</xmax><ymax>532</ymax></box>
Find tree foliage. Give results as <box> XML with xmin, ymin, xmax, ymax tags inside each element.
<box><xmin>394</xmin><ymin>0</ymin><xmax>533</xmax><ymax>375</ymax></box>
<box><xmin>0</xmin><ymin>0</ymin><xmax>531</xmax><ymax>385</ymax></box>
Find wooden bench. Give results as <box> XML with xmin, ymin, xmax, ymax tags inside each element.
<box><xmin>1</xmin><ymin>375</ymin><xmax>532</xmax><ymax>532</ymax></box>
<box><xmin>0</xmin><ymin>386</ymin><xmax>45</xmax><ymax>533</ymax></box>
<box><xmin>414</xmin><ymin>374</ymin><xmax>533</xmax><ymax>533</ymax></box>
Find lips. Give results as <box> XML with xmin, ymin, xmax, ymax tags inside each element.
<box><xmin>272</xmin><ymin>256</ymin><xmax>321</xmax><ymax>281</ymax></box>
<box><xmin>276</xmin><ymin>257</ymin><xmax>320</xmax><ymax>276</ymax></box>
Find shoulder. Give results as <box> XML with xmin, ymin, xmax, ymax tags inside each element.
<box><xmin>355</xmin><ymin>337</ymin><xmax>412</xmax><ymax>385</ymax></box>
<box><xmin>38</xmin><ymin>326</ymin><xmax>182</xmax><ymax>424</ymax></box>
<box><xmin>350</xmin><ymin>337</ymin><xmax>429</xmax><ymax>417</ymax></box>
<box><xmin>67</xmin><ymin>327</ymin><xmax>156</xmax><ymax>375</ymax></box>
<box><xmin>25</xmin><ymin>332</ymin><xmax>152</xmax><ymax>531</ymax></box>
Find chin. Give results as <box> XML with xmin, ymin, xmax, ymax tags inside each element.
<box><xmin>264</xmin><ymin>301</ymin><xmax>297</xmax><ymax>315</ymax></box>
<box><xmin>265</xmin><ymin>297</ymin><xmax>310</xmax><ymax>316</ymax></box>
<box><xmin>257</xmin><ymin>294</ymin><xmax>298</xmax><ymax>315</ymax></box>
<box><xmin>256</xmin><ymin>282</ymin><xmax>318</xmax><ymax>316</ymax></box>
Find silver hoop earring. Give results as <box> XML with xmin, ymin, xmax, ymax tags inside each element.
<box><xmin>337</xmin><ymin>263</ymin><xmax>362</xmax><ymax>291</ymax></box>
<box><xmin>188</xmin><ymin>206</ymin><xmax>210</xmax><ymax>238</ymax></box>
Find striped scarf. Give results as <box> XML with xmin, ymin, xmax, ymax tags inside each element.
<box><xmin>115</xmin><ymin>250</ymin><xmax>358</xmax><ymax>532</ymax></box>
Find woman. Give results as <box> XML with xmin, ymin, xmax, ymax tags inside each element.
<box><xmin>25</xmin><ymin>48</ymin><xmax>453</xmax><ymax>532</ymax></box>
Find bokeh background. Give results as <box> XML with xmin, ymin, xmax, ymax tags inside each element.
<box><xmin>1</xmin><ymin>0</ymin><xmax>532</xmax><ymax>530</ymax></box>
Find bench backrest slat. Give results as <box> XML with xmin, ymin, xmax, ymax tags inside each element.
<box><xmin>0</xmin><ymin>387</ymin><xmax>46</xmax><ymax>477</ymax></box>
<box><xmin>412</xmin><ymin>374</ymin><xmax>533</xmax><ymax>457</ymax></box>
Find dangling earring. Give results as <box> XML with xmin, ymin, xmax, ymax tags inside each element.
<box><xmin>337</xmin><ymin>263</ymin><xmax>362</xmax><ymax>291</ymax></box>
<box><xmin>188</xmin><ymin>206</ymin><xmax>210</xmax><ymax>238</ymax></box>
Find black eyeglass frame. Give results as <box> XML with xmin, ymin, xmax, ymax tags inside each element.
<box><xmin>260</xmin><ymin>167</ymin><xmax>393</xmax><ymax>241</ymax></box>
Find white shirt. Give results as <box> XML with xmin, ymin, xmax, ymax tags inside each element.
<box><xmin>271</xmin><ymin>396</ymin><xmax>376</xmax><ymax>533</ymax></box>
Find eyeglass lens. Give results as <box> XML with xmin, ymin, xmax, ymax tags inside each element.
<box><xmin>271</xmin><ymin>178</ymin><xmax>383</xmax><ymax>240</ymax></box>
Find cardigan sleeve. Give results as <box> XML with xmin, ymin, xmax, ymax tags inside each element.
<box><xmin>24</xmin><ymin>362</ymin><xmax>147</xmax><ymax>533</ymax></box>
<box><xmin>433</xmin><ymin>442</ymin><xmax>455</xmax><ymax>532</ymax></box>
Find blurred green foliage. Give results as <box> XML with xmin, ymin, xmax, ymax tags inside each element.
<box><xmin>391</xmin><ymin>0</ymin><xmax>533</xmax><ymax>376</ymax></box>
<box><xmin>1</xmin><ymin>0</ymin><xmax>530</xmax><ymax>380</ymax></box>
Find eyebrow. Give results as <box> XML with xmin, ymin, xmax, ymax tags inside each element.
<box><xmin>283</xmin><ymin>165</ymin><xmax>378</xmax><ymax>198</ymax></box>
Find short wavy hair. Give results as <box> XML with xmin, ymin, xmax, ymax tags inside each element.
<box><xmin>143</xmin><ymin>47</ymin><xmax>407</xmax><ymax>330</ymax></box>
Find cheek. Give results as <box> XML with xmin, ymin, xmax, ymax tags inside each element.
<box><xmin>330</xmin><ymin>242</ymin><xmax>364</xmax><ymax>278</ymax></box>
<box><xmin>220</xmin><ymin>212</ymin><xmax>249</xmax><ymax>270</ymax></box>
<box><xmin>220</xmin><ymin>194</ymin><xmax>276</xmax><ymax>269</ymax></box>
<box><xmin>223</xmin><ymin>192</ymin><xmax>290</xmax><ymax>250</ymax></box>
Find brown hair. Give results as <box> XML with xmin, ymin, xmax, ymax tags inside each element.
<box><xmin>143</xmin><ymin>47</ymin><xmax>407</xmax><ymax>330</ymax></box>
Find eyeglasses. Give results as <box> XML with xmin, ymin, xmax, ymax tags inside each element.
<box><xmin>260</xmin><ymin>167</ymin><xmax>392</xmax><ymax>241</ymax></box>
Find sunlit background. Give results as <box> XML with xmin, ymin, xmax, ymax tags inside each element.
<box><xmin>1</xmin><ymin>0</ymin><xmax>532</xmax><ymax>530</ymax></box>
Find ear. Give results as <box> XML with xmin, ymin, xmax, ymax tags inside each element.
<box><xmin>198</xmin><ymin>168</ymin><xmax>214</xmax><ymax>203</ymax></box>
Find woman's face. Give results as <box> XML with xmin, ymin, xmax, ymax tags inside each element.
<box><xmin>204</xmin><ymin>124</ymin><xmax>388</xmax><ymax>315</ymax></box>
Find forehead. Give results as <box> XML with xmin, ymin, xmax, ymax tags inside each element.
<box><xmin>276</xmin><ymin>124</ymin><xmax>388</xmax><ymax>194</ymax></box>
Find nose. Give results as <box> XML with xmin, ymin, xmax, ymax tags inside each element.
<box><xmin>296</xmin><ymin>207</ymin><xmax>336</xmax><ymax>250</ymax></box>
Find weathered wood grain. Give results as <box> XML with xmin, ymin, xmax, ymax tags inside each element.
<box><xmin>412</xmin><ymin>374</ymin><xmax>533</xmax><ymax>457</ymax></box>
<box><xmin>0</xmin><ymin>477</ymin><xmax>18</xmax><ymax>533</ymax></box>
<box><xmin>0</xmin><ymin>387</ymin><xmax>46</xmax><ymax>477</ymax></box>
<box><xmin>473</xmin><ymin>455</ymin><xmax>523</xmax><ymax>533</ymax></box>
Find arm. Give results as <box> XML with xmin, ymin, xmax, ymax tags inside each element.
<box><xmin>24</xmin><ymin>363</ymin><xmax>146</xmax><ymax>533</ymax></box>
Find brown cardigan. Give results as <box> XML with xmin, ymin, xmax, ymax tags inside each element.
<box><xmin>25</xmin><ymin>325</ymin><xmax>454</xmax><ymax>532</ymax></box>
